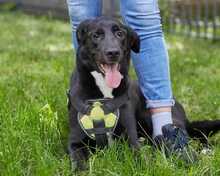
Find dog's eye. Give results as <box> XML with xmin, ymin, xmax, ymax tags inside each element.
<box><xmin>92</xmin><ymin>33</ymin><xmax>100</xmax><ymax>40</ymax></box>
<box><xmin>116</xmin><ymin>31</ymin><xmax>124</xmax><ymax>38</ymax></box>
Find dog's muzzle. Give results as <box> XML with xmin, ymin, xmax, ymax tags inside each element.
<box><xmin>78</xmin><ymin>99</ymin><xmax>119</xmax><ymax>148</ymax></box>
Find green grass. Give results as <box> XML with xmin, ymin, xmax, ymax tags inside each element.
<box><xmin>0</xmin><ymin>11</ymin><xmax>220</xmax><ymax>176</ymax></box>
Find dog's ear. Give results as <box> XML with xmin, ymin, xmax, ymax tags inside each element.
<box><xmin>124</xmin><ymin>26</ymin><xmax>140</xmax><ymax>53</ymax></box>
<box><xmin>76</xmin><ymin>19</ymin><xmax>92</xmax><ymax>44</ymax></box>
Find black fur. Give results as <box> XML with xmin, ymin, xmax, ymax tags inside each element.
<box><xmin>68</xmin><ymin>17</ymin><xmax>220</xmax><ymax>169</ymax></box>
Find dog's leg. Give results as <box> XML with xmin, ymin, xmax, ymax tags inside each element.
<box><xmin>103</xmin><ymin>92</ymin><xmax>129</xmax><ymax>113</ymax></box>
<box><xmin>119</xmin><ymin>104</ymin><xmax>140</xmax><ymax>150</ymax></box>
<box><xmin>68</xmin><ymin>87</ymin><xmax>90</xmax><ymax>114</ymax></box>
<box><xmin>69</xmin><ymin>141</ymin><xmax>90</xmax><ymax>170</ymax></box>
<box><xmin>68</xmin><ymin>102</ymin><xmax>90</xmax><ymax>170</ymax></box>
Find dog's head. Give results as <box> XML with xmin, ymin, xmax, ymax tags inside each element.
<box><xmin>76</xmin><ymin>17</ymin><xmax>140</xmax><ymax>88</ymax></box>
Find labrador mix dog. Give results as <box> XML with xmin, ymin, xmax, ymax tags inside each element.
<box><xmin>67</xmin><ymin>16</ymin><xmax>220</xmax><ymax>169</ymax></box>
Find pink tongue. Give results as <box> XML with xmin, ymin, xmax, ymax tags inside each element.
<box><xmin>103</xmin><ymin>64</ymin><xmax>123</xmax><ymax>88</ymax></box>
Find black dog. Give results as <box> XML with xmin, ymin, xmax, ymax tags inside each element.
<box><xmin>67</xmin><ymin>17</ymin><xmax>220</xmax><ymax>169</ymax></box>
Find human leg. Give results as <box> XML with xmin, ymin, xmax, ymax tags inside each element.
<box><xmin>120</xmin><ymin>1</ymin><xmax>190</xmax><ymax>155</ymax></box>
<box><xmin>120</xmin><ymin>0</ymin><xmax>174</xmax><ymax>137</ymax></box>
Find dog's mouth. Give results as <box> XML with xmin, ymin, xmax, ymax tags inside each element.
<box><xmin>97</xmin><ymin>63</ymin><xmax>123</xmax><ymax>89</ymax></box>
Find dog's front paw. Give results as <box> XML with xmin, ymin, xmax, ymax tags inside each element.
<box><xmin>71</xmin><ymin>159</ymin><xmax>88</xmax><ymax>171</ymax></box>
<box><xmin>102</xmin><ymin>102</ymin><xmax>115</xmax><ymax>114</ymax></box>
<box><xmin>81</xmin><ymin>104</ymin><xmax>92</xmax><ymax>115</ymax></box>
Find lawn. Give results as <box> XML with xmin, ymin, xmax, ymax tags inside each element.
<box><xmin>0</xmin><ymin>11</ymin><xmax>220</xmax><ymax>176</ymax></box>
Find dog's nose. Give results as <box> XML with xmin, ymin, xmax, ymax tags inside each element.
<box><xmin>105</xmin><ymin>49</ymin><xmax>120</xmax><ymax>58</ymax></box>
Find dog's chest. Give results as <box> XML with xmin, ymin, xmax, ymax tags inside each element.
<box><xmin>90</xmin><ymin>71</ymin><xmax>114</xmax><ymax>98</ymax></box>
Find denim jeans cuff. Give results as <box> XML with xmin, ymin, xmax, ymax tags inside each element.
<box><xmin>146</xmin><ymin>99</ymin><xmax>175</xmax><ymax>109</ymax></box>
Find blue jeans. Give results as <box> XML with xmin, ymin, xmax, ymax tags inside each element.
<box><xmin>67</xmin><ymin>0</ymin><xmax>175</xmax><ymax>108</ymax></box>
